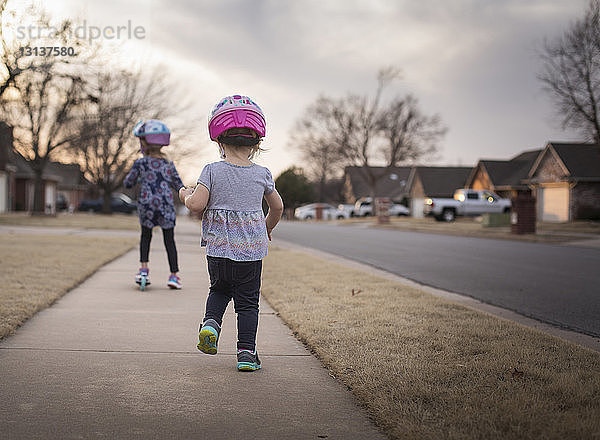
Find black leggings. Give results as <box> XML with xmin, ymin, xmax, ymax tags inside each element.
<box><xmin>204</xmin><ymin>256</ymin><xmax>262</xmax><ymax>351</ymax></box>
<box><xmin>140</xmin><ymin>226</ymin><xmax>179</xmax><ymax>273</ymax></box>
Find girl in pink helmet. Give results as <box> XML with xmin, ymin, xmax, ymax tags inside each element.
<box><xmin>179</xmin><ymin>95</ymin><xmax>283</xmax><ymax>371</ymax></box>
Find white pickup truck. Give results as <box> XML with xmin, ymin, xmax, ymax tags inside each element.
<box><xmin>424</xmin><ymin>189</ymin><xmax>511</xmax><ymax>222</ymax></box>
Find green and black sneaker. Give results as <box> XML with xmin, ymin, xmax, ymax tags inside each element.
<box><xmin>197</xmin><ymin>319</ymin><xmax>220</xmax><ymax>355</ymax></box>
<box><xmin>237</xmin><ymin>349</ymin><xmax>261</xmax><ymax>371</ymax></box>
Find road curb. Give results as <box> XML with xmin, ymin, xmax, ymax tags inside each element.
<box><xmin>272</xmin><ymin>238</ymin><xmax>600</xmax><ymax>353</ymax></box>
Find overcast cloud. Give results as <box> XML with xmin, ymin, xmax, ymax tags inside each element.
<box><xmin>33</xmin><ymin>0</ymin><xmax>588</xmax><ymax>180</ymax></box>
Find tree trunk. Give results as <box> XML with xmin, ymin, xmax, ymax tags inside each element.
<box><xmin>32</xmin><ymin>169</ymin><xmax>45</xmax><ymax>214</ymax></box>
<box><xmin>319</xmin><ymin>175</ymin><xmax>326</xmax><ymax>202</ymax></box>
<box><xmin>102</xmin><ymin>191</ymin><xmax>112</xmax><ymax>214</ymax></box>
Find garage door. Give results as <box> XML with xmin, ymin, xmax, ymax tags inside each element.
<box><xmin>540</xmin><ymin>187</ymin><xmax>569</xmax><ymax>222</ymax></box>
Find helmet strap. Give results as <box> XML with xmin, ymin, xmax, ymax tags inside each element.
<box><xmin>218</xmin><ymin>144</ymin><xmax>226</xmax><ymax>159</ymax></box>
<box><xmin>139</xmin><ymin>138</ymin><xmax>147</xmax><ymax>154</ymax></box>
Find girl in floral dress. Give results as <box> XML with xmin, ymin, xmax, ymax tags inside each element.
<box><xmin>124</xmin><ymin>119</ymin><xmax>185</xmax><ymax>289</ymax></box>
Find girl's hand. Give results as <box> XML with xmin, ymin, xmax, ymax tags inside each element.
<box><xmin>266</xmin><ymin>225</ymin><xmax>273</xmax><ymax>241</ymax></box>
<box><xmin>179</xmin><ymin>186</ymin><xmax>194</xmax><ymax>203</ymax></box>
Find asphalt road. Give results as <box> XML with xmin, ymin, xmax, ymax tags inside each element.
<box><xmin>274</xmin><ymin>221</ymin><xmax>600</xmax><ymax>337</ymax></box>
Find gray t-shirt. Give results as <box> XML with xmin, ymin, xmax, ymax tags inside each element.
<box><xmin>198</xmin><ymin>161</ymin><xmax>274</xmax><ymax>211</ymax></box>
<box><xmin>197</xmin><ymin>161</ymin><xmax>275</xmax><ymax>261</ymax></box>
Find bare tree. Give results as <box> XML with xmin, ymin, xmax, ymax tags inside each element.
<box><xmin>539</xmin><ymin>0</ymin><xmax>600</xmax><ymax>143</ymax></box>
<box><xmin>377</xmin><ymin>94</ymin><xmax>445</xmax><ymax>165</ymax></box>
<box><xmin>0</xmin><ymin>0</ymin><xmax>21</xmax><ymax>98</ymax></box>
<box><xmin>1</xmin><ymin>1</ymin><xmax>93</xmax><ymax>213</ymax></box>
<box><xmin>1</xmin><ymin>0</ymin><xmax>34</xmax><ymax>98</ymax></box>
<box><xmin>290</xmin><ymin>68</ymin><xmax>400</xmax><ymax>201</ymax></box>
<box><xmin>1</xmin><ymin>1</ymin><xmax>84</xmax><ymax>99</ymax></box>
<box><xmin>333</xmin><ymin>67</ymin><xmax>401</xmax><ymax>198</ymax></box>
<box><xmin>291</xmin><ymin>67</ymin><xmax>444</xmax><ymax>204</ymax></box>
<box><xmin>3</xmin><ymin>61</ymin><xmax>88</xmax><ymax>212</ymax></box>
<box><xmin>71</xmin><ymin>67</ymin><xmax>196</xmax><ymax>213</ymax></box>
<box><xmin>289</xmin><ymin>96</ymin><xmax>346</xmax><ymax>201</ymax></box>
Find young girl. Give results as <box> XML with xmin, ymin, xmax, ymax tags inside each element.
<box><xmin>179</xmin><ymin>95</ymin><xmax>283</xmax><ymax>371</ymax></box>
<box><xmin>124</xmin><ymin>119</ymin><xmax>185</xmax><ymax>290</ymax></box>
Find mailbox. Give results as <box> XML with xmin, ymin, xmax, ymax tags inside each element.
<box><xmin>511</xmin><ymin>194</ymin><xmax>536</xmax><ymax>234</ymax></box>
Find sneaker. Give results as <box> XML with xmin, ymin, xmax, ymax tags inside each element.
<box><xmin>237</xmin><ymin>349</ymin><xmax>261</xmax><ymax>371</ymax></box>
<box><xmin>197</xmin><ymin>319</ymin><xmax>220</xmax><ymax>355</ymax></box>
<box><xmin>167</xmin><ymin>274</ymin><xmax>182</xmax><ymax>289</ymax></box>
<box><xmin>135</xmin><ymin>268</ymin><xmax>151</xmax><ymax>285</ymax></box>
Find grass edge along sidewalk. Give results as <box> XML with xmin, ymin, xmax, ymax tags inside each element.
<box><xmin>0</xmin><ymin>212</ymin><xmax>139</xmax><ymax>230</ymax></box>
<box><xmin>261</xmin><ymin>247</ymin><xmax>600</xmax><ymax>440</ymax></box>
<box><xmin>0</xmin><ymin>233</ymin><xmax>137</xmax><ymax>339</ymax></box>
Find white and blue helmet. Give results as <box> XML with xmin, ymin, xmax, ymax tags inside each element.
<box><xmin>133</xmin><ymin>119</ymin><xmax>170</xmax><ymax>146</ymax></box>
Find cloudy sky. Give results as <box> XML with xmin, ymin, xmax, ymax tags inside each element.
<box><xmin>12</xmin><ymin>0</ymin><xmax>588</xmax><ymax>182</ymax></box>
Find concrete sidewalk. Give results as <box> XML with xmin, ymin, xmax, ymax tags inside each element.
<box><xmin>0</xmin><ymin>222</ymin><xmax>385</xmax><ymax>439</ymax></box>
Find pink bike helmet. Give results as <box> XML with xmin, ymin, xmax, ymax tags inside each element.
<box><xmin>208</xmin><ymin>95</ymin><xmax>266</xmax><ymax>142</ymax></box>
<box><xmin>133</xmin><ymin>119</ymin><xmax>171</xmax><ymax>146</ymax></box>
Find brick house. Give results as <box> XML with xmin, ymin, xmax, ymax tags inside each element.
<box><xmin>466</xmin><ymin>149</ymin><xmax>541</xmax><ymax>199</ymax></box>
<box><xmin>1</xmin><ymin>122</ymin><xmax>91</xmax><ymax>213</ymax></box>
<box><xmin>12</xmin><ymin>153</ymin><xmax>61</xmax><ymax>213</ymax></box>
<box><xmin>0</xmin><ymin>122</ymin><xmax>61</xmax><ymax>213</ymax></box>
<box><xmin>0</xmin><ymin>122</ymin><xmax>17</xmax><ymax>213</ymax></box>
<box><xmin>406</xmin><ymin>166</ymin><xmax>473</xmax><ymax>217</ymax></box>
<box><xmin>527</xmin><ymin>142</ymin><xmax>600</xmax><ymax>222</ymax></box>
<box><xmin>46</xmin><ymin>161</ymin><xmax>92</xmax><ymax>212</ymax></box>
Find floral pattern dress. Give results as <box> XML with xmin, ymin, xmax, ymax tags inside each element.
<box><xmin>124</xmin><ymin>157</ymin><xmax>184</xmax><ymax>229</ymax></box>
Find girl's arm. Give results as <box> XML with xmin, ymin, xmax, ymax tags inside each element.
<box><xmin>171</xmin><ymin>163</ymin><xmax>185</xmax><ymax>191</ymax></box>
<box><xmin>264</xmin><ymin>189</ymin><xmax>284</xmax><ymax>241</ymax></box>
<box><xmin>179</xmin><ymin>184</ymin><xmax>210</xmax><ymax>215</ymax></box>
<box><xmin>123</xmin><ymin>161</ymin><xmax>140</xmax><ymax>188</ymax></box>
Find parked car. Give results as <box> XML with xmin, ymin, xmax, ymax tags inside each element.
<box><xmin>353</xmin><ymin>197</ymin><xmax>373</xmax><ymax>216</ymax></box>
<box><xmin>424</xmin><ymin>188</ymin><xmax>511</xmax><ymax>222</ymax></box>
<box><xmin>389</xmin><ymin>203</ymin><xmax>409</xmax><ymax>216</ymax></box>
<box><xmin>352</xmin><ymin>197</ymin><xmax>409</xmax><ymax>217</ymax></box>
<box><xmin>336</xmin><ymin>204</ymin><xmax>354</xmax><ymax>219</ymax></box>
<box><xmin>294</xmin><ymin>203</ymin><xmax>338</xmax><ymax>220</ymax></box>
<box><xmin>78</xmin><ymin>193</ymin><xmax>137</xmax><ymax>214</ymax></box>
<box><xmin>56</xmin><ymin>193</ymin><xmax>68</xmax><ymax>211</ymax></box>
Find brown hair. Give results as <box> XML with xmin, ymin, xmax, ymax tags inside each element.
<box><xmin>141</xmin><ymin>139</ymin><xmax>168</xmax><ymax>160</ymax></box>
<box><xmin>218</xmin><ymin>127</ymin><xmax>264</xmax><ymax>160</ymax></box>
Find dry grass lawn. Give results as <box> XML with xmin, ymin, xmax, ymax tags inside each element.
<box><xmin>0</xmin><ymin>234</ymin><xmax>136</xmax><ymax>339</ymax></box>
<box><xmin>352</xmin><ymin>216</ymin><xmax>600</xmax><ymax>243</ymax></box>
<box><xmin>0</xmin><ymin>212</ymin><xmax>139</xmax><ymax>230</ymax></box>
<box><xmin>262</xmin><ymin>247</ymin><xmax>600</xmax><ymax>440</ymax></box>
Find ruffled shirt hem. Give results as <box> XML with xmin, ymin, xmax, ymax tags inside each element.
<box><xmin>201</xmin><ymin>209</ymin><xmax>268</xmax><ymax>261</ymax></box>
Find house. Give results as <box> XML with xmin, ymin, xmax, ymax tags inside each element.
<box><xmin>46</xmin><ymin>161</ymin><xmax>91</xmax><ymax>211</ymax></box>
<box><xmin>466</xmin><ymin>149</ymin><xmax>542</xmax><ymax>199</ymax></box>
<box><xmin>12</xmin><ymin>153</ymin><xmax>62</xmax><ymax>213</ymax></box>
<box><xmin>342</xmin><ymin>166</ymin><xmax>412</xmax><ymax>203</ymax></box>
<box><xmin>12</xmin><ymin>156</ymin><xmax>92</xmax><ymax>213</ymax></box>
<box><xmin>527</xmin><ymin>142</ymin><xmax>600</xmax><ymax>222</ymax></box>
<box><xmin>1</xmin><ymin>121</ymin><xmax>91</xmax><ymax>213</ymax></box>
<box><xmin>1</xmin><ymin>122</ymin><xmax>62</xmax><ymax>213</ymax></box>
<box><xmin>406</xmin><ymin>166</ymin><xmax>473</xmax><ymax>217</ymax></box>
<box><xmin>0</xmin><ymin>122</ymin><xmax>17</xmax><ymax>213</ymax></box>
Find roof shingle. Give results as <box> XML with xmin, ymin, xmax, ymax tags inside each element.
<box><xmin>549</xmin><ymin>143</ymin><xmax>600</xmax><ymax>179</ymax></box>
<box><xmin>413</xmin><ymin>166</ymin><xmax>473</xmax><ymax>198</ymax></box>
<box><xmin>345</xmin><ymin>166</ymin><xmax>412</xmax><ymax>199</ymax></box>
